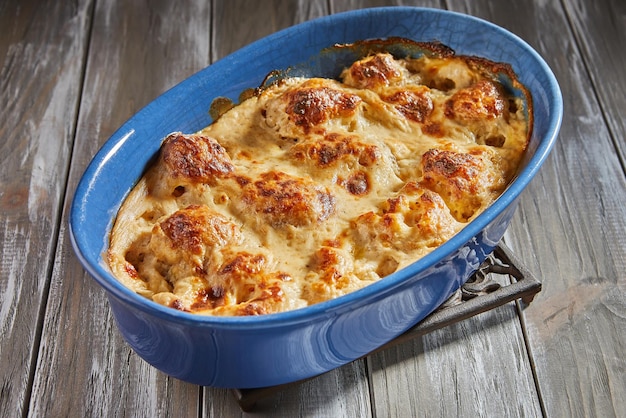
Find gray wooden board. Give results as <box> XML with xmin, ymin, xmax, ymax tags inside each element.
<box><xmin>0</xmin><ymin>0</ymin><xmax>92</xmax><ymax>416</ymax></box>
<box><xmin>564</xmin><ymin>0</ymin><xmax>626</xmax><ymax>166</ymax></box>
<box><xmin>28</xmin><ymin>1</ymin><xmax>212</xmax><ymax>416</ymax></box>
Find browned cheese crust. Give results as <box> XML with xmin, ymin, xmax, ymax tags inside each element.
<box><xmin>108</xmin><ymin>47</ymin><xmax>531</xmax><ymax>316</ymax></box>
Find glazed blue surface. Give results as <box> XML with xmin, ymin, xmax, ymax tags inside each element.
<box><xmin>69</xmin><ymin>7</ymin><xmax>562</xmax><ymax>388</ymax></box>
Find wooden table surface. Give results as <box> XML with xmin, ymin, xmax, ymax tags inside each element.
<box><xmin>1</xmin><ymin>0</ymin><xmax>625</xmax><ymax>416</ymax></box>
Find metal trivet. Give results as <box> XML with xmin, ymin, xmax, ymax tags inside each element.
<box><xmin>231</xmin><ymin>242</ymin><xmax>541</xmax><ymax>412</ymax></box>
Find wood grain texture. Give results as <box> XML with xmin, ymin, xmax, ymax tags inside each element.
<box><xmin>211</xmin><ymin>0</ymin><xmax>328</xmax><ymax>60</ymax></box>
<box><xmin>0</xmin><ymin>0</ymin><xmax>92</xmax><ymax>415</ymax></box>
<box><xmin>564</xmin><ymin>0</ymin><xmax>626</xmax><ymax>165</ymax></box>
<box><xmin>204</xmin><ymin>367</ymin><xmax>372</xmax><ymax>417</ymax></box>
<box><xmin>451</xmin><ymin>1</ymin><xmax>626</xmax><ymax>417</ymax></box>
<box><xmin>27</xmin><ymin>1</ymin><xmax>212</xmax><ymax>416</ymax></box>
<box><xmin>331</xmin><ymin>0</ymin><xmax>444</xmax><ymax>11</ymax></box>
<box><xmin>366</xmin><ymin>278</ymin><xmax>541</xmax><ymax>417</ymax></box>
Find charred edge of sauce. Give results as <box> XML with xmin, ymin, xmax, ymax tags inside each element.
<box><xmin>209</xmin><ymin>89</ymin><xmax>260</xmax><ymax>122</ymax></box>
<box><xmin>209</xmin><ymin>97</ymin><xmax>235</xmax><ymax>121</ymax></box>
<box><xmin>253</xmin><ymin>39</ymin><xmax>456</xmax><ymax>92</ymax></box>
<box><xmin>231</xmin><ymin>38</ymin><xmax>532</xmax><ymax>145</ymax></box>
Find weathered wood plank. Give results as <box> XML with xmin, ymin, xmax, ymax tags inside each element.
<box><xmin>28</xmin><ymin>1</ymin><xmax>214</xmax><ymax>416</ymax></box>
<box><xmin>368</xmin><ymin>304</ymin><xmax>541</xmax><ymax>418</ymax></box>
<box><xmin>206</xmin><ymin>369</ymin><xmax>373</xmax><ymax>416</ymax></box>
<box><xmin>211</xmin><ymin>0</ymin><xmax>329</xmax><ymax>61</ymax></box>
<box><xmin>564</xmin><ymin>0</ymin><xmax>626</xmax><ymax>166</ymax></box>
<box><xmin>330</xmin><ymin>0</ymin><xmax>445</xmax><ymax>12</ymax></box>
<box><xmin>365</xmin><ymin>270</ymin><xmax>540</xmax><ymax>416</ymax></box>
<box><xmin>453</xmin><ymin>1</ymin><xmax>626</xmax><ymax>417</ymax></box>
<box><xmin>0</xmin><ymin>0</ymin><xmax>93</xmax><ymax>416</ymax></box>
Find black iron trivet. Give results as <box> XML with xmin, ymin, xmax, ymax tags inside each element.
<box><xmin>231</xmin><ymin>242</ymin><xmax>541</xmax><ymax>411</ymax></box>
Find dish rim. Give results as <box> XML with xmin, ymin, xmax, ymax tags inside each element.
<box><xmin>69</xmin><ymin>6</ymin><xmax>563</xmax><ymax>329</ymax></box>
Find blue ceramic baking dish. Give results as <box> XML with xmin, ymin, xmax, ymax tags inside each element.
<box><xmin>69</xmin><ymin>7</ymin><xmax>562</xmax><ymax>388</ymax></box>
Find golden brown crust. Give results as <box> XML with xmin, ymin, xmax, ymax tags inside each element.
<box><xmin>381</xmin><ymin>86</ymin><xmax>434</xmax><ymax>123</ymax></box>
<box><xmin>284</xmin><ymin>81</ymin><xmax>362</xmax><ymax>133</ymax></box>
<box><xmin>150</xmin><ymin>132</ymin><xmax>234</xmax><ymax>198</ymax></box>
<box><xmin>343</xmin><ymin>53</ymin><xmax>405</xmax><ymax>90</ymax></box>
<box><xmin>351</xmin><ymin>182</ymin><xmax>460</xmax><ymax>253</ymax></box>
<box><xmin>420</xmin><ymin>148</ymin><xmax>503</xmax><ymax>221</ymax></box>
<box><xmin>108</xmin><ymin>42</ymin><xmax>531</xmax><ymax>316</ymax></box>
<box><xmin>240</xmin><ymin>171</ymin><xmax>336</xmax><ymax>228</ymax></box>
<box><xmin>159</xmin><ymin>205</ymin><xmax>238</xmax><ymax>254</ymax></box>
<box><xmin>289</xmin><ymin>132</ymin><xmax>380</xmax><ymax>168</ymax></box>
<box><xmin>161</xmin><ymin>133</ymin><xmax>233</xmax><ymax>183</ymax></box>
<box><xmin>445</xmin><ymin>80</ymin><xmax>505</xmax><ymax>121</ymax></box>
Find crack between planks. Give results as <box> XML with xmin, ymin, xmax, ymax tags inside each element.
<box><xmin>515</xmin><ymin>299</ymin><xmax>548</xmax><ymax>418</ymax></box>
<box><xmin>363</xmin><ymin>356</ymin><xmax>376</xmax><ymax>418</ymax></box>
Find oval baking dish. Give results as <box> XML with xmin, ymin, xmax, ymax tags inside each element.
<box><xmin>69</xmin><ymin>7</ymin><xmax>562</xmax><ymax>388</ymax></box>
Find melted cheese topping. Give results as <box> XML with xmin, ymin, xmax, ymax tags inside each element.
<box><xmin>108</xmin><ymin>49</ymin><xmax>531</xmax><ymax>316</ymax></box>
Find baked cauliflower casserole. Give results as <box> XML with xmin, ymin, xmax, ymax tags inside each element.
<box><xmin>108</xmin><ymin>40</ymin><xmax>532</xmax><ymax>316</ymax></box>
